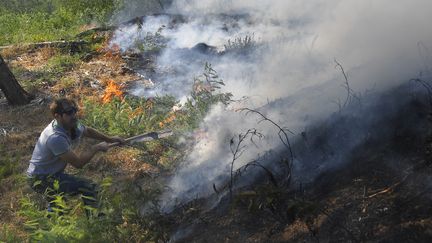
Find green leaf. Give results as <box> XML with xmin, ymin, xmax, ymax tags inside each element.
<box><xmin>53</xmin><ymin>180</ymin><xmax>60</xmax><ymax>191</ymax></box>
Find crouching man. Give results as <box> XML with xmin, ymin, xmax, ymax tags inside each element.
<box><xmin>27</xmin><ymin>98</ymin><xmax>125</xmax><ymax>216</ymax></box>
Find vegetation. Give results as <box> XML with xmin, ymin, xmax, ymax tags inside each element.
<box><xmin>0</xmin><ymin>0</ymin><xmax>123</xmax><ymax>46</ymax></box>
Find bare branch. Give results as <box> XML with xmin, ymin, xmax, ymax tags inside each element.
<box><xmin>334</xmin><ymin>59</ymin><xmax>361</xmax><ymax>109</ymax></box>
<box><xmin>239</xmin><ymin>108</ymin><xmax>294</xmax><ymax>162</ymax></box>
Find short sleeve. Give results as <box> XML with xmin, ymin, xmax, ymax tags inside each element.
<box><xmin>46</xmin><ymin>134</ymin><xmax>70</xmax><ymax>156</ymax></box>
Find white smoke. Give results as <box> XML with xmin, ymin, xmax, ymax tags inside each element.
<box><xmin>110</xmin><ymin>0</ymin><xmax>432</xmax><ymax>210</ymax></box>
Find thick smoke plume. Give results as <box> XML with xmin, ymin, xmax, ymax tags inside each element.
<box><xmin>110</xmin><ymin>0</ymin><xmax>432</xmax><ymax>210</ymax></box>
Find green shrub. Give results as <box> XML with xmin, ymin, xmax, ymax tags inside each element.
<box><xmin>82</xmin><ymin>95</ymin><xmax>176</xmax><ymax>137</ymax></box>
<box><xmin>18</xmin><ymin>175</ymin><xmax>164</xmax><ymax>242</ymax></box>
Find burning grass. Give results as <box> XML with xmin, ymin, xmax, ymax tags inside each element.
<box><xmin>102</xmin><ymin>79</ymin><xmax>124</xmax><ymax>104</ymax></box>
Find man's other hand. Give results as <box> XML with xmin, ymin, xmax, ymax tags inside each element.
<box><xmin>95</xmin><ymin>142</ymin><xmax>110</xmax><ymax>152</ymax></box>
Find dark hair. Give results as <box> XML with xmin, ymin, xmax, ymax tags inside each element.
<box><xmin>49</xmin><ymin>98</ymin><xmax>77</xmax><ymax>116</ymax></box>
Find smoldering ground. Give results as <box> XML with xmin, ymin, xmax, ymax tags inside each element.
<box><xmin>109</xmin><ymin>0</ymin><xmax>432</xmax><ymax>211</ymax></box>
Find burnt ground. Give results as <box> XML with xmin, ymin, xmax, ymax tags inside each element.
<box><xmin>166</xmin><ymin>85</ymin><xmax>432</xmax><ymax>243</ymax></box>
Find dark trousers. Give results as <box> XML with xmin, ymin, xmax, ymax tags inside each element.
<box><xmin>28</xmin><ymin>172</ymin><xmax>99</xmax><ymax>216</ymax></box>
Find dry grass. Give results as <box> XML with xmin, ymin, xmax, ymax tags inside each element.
<box><xmin>8</xmin><ymin>47</ymin><xmax>57</xmax><ymax>71</ymax></box>
<box><xmin>0</xmin><ymin>44</ymin><xmax>33</xmax><ymax>59</ymax></box>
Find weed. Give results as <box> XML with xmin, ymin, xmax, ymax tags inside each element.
<box><xmin>224</xmin><ymin>34</ymin><xmax>256</xmax><ymax>54</ymax></box>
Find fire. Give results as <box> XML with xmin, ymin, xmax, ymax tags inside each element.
<box><xmin>159</xmin><ymin>112</ymin><xmax>177</xmax><ymax>128</ymax></box>
<box><xmin>102</xmin><ymin>80</ymin><xmax>123</xmax><ymax>103</ymax></box>
<box><xmin>95</xmin><ymin>37</ymin><xmax>122</xmax><ymax>61</ymax></box>
<box><xmin>103</xmin><ymin>44</ymin><xmax>121</xmax><ymax>60</ymax></box>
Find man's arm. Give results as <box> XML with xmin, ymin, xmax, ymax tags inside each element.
<box><xmin>59</xmin><ymin>142</ymin><xmax>109</xmax><ymax>169</ymax></box>
<box><xmin>84</xmin><ymin>127</ymin><xmax>124</xmax><ymax>143</ymax></box>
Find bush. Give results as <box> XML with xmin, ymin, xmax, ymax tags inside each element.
<box><xmin>82</xmin><ymin>95</ymin><xmax>177</xmax><ymax>137</ymax></box>
<box><xmin>18</xmin><ymin>176</ymin><xmax>164</xmax><ymax>242</ymax></box>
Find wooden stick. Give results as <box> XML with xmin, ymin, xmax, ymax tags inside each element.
<box><xmin>108</xmin><ymin>130</ymin><xmax>172</xmax><ymax>147</ymax></box>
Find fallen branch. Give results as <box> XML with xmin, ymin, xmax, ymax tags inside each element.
<box><xmin>367</xmin><ymin>174</ymin><xmax>409</xmax><ymax>199</ymax></box>
<box><xmin>0</xmin><ymin>40</ymin><xmax>88</xmax><ymax>51</ymax></box>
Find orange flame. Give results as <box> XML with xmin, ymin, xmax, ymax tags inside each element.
<box><xmin>159</xmin><ymin>112</ymin><xmax>177</xmax><ymax>128</ymax></box>
<box><xmin>103</xmin><ymin>44</ymin><xmax>121</xmax><ymax>59</ymax></box>
<box><xmin>102</xmin><ymin>80</ymin><xmax>123</xmax><ymax>103</ymax></box>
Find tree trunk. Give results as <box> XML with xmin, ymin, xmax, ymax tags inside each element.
<box><xmin>0</xmin><ymin>54</ymin><xmax>32</xmax><ymax>105</ymax></box>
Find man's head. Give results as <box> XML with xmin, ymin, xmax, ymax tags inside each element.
<box><xmin>50</xmin><ymin>98</ymin><xmax>79</xmax><ymax>130</ymax></box>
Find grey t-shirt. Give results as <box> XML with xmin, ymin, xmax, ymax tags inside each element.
<box><xmin>27</xmin><ymin>120</ymin><xmax>86</xmax><ymax>176</ymax></box>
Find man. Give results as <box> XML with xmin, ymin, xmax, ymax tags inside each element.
<box><xmin>27</xmin><ymin>98</ymin><xmax>125</xmax><ymax>215</ymax></box>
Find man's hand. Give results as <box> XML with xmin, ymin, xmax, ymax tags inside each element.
<box><xmin>61</xmin><ymin>142</ymin><xmax>110</xmax><ymax>169</ymax></box>
<box><xmin>108</xmin><ymin>136</ymin><xmax>126</xmax><ymax>144</ymax></box>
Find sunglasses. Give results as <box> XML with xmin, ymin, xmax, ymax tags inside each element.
<box><xmin>62</xmin><ymin>107</ymin><xmax>78</xmax><ymax>115</ymax></box>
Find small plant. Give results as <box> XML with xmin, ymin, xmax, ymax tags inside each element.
<box><xmin>224</xmin><ymin>34</ymin><xmax>256</xmax><ymax>54</ymax></box>
<box><xmin>180</xmin><ymin>63</ymin><xmax>233</xmax><ymax>129</ymax></box>
<box><xmin>135</xmin><ymin>26</ymin><xmax>167</xmax><ymax>53</ymax></box>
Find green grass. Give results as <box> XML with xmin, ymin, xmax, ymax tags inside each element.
<box><xmin>10</xmin><ymin>53</ymin><xmax>83</xmax><ymax>93</ymax></box>
<box><xmin>0</xmin><ymin>0</ymin><xmax>123</xmax><ymax>46</ymax></box>
<box><xmin>0</xmin><ymin>145</ymin><xmax>20</xmax><ymax>180</ymax></box>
